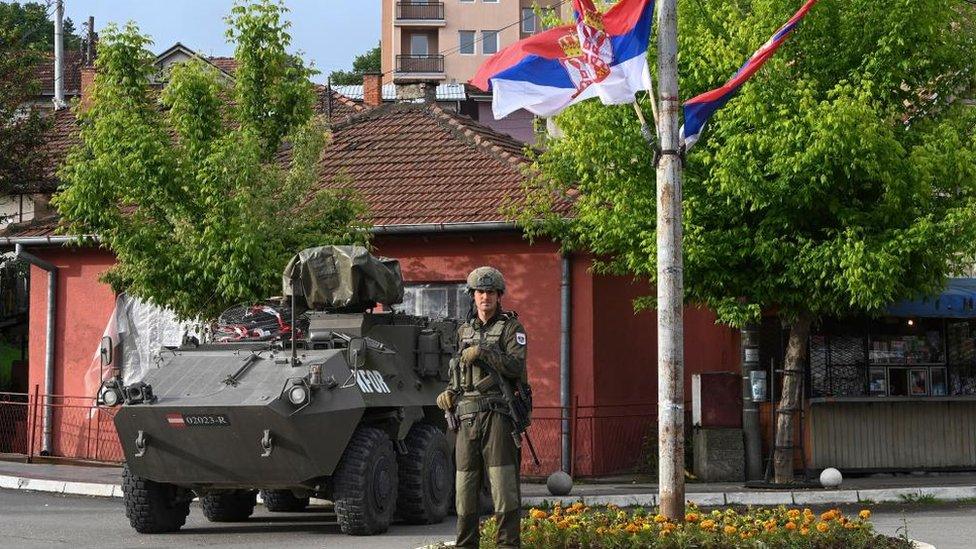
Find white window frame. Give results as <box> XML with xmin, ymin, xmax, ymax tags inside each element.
<box><xmin>458</xmin><ymin>30</ymin><xmax>476</xmax><ymax>55</ymax></box>
<box><xmin>460</xmin><ymin>0</ymin><xmax>474</xmax><ymax>3</ymax></box>
<box><xmin>481</xmin><ymin>30</ymin><xmax>499</xmax><ymax>55</ymax></box>
<box><xmin>483</xmin><ymin>0</ymin><xmax>499</xmax><ymax>3</ymax></box>
<box><xmin>521</xmin><ymin>8</ymin><xmax>536</xmax><ymax>34</ymax></box>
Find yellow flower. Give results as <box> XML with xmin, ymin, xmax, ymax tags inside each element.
<box><xmin>700</xmin><ymin>519</ymin><xmax>717</xmax><ymax>531</ymax></box>
<box><xmin>529</xmin><ymin>509</ymin><xmax>547</xmax><ymax>520</ymax></box>
<box><xmin>685</xmin><ymin>512</ymin><xmax>699</xmax><ymax>523</ymax></box>
<box><xmin>817</xmin><ymin>522</ymin><xmax>830</xmax><ymax>533</ymax></box>
<box><xmin>654</xmin><ymin>514</ymin><xmax>667</xmax><ymax>523</ymax></box>
<box><xmin>785</xmin><ymin>521</ymin><xmax>797</xmax><ymax>530</ymax></box>
<box><xmin>803</xmin><ymin>508</ymin><xmax>814</xmax><ymax>517</ymax></box>
<box><xmin>859</xmin><ymin>509</ymin><xmax>872</xmax><ymax>520</ymax></box>
<box><xmin>787</xmin><ymin>509</ymin><xmax>801</xmax><ymax>519</ymax></box>
<box><xmin>724</xmin><ymin>525</ymin><xmax>737</xmax><ymax>535</ymax></box>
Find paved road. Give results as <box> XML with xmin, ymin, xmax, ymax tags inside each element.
<box><xmin>2</xmin><ymin>488</ymin><xmax>974</xmax><ymax>548</ymax></box>
<box><xmin>0</xmin><ymin>489</ymin><xmax>455</xmax><ymax>548</ymax></box>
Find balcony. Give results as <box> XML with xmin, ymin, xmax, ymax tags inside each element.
<box><xmin>395</xmin><ymin>2</ymin><xmax>446</xmax><ymax>26</ymax></box>
<box><xmin>395</xmin><ymin>54</ymin><xmax>445</xmax><ymax>78</ymax></box>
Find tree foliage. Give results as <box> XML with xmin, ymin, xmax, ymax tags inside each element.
<box><xmin>328</xmin><ymin>44</ymin><xmax>381</xmax><ymax>86</ymax></box>
<box><xmin>0</xmin><ymin>1</ymin><xmax>81</xmax><ymax>52</ymax></box>
<box><xmin>54</xmin><ymin>1</ymin><xmax>368</xmax><ymax>320</ymax></box>
<box><xmin>519</xmin><ymin>0</ymin><xmax>976</xmax><ymax>326</ymax></box>
<box><xmin>0</xmin><ymin>6</ymin><xmax>54</xmax><ymax>194</ymax></box>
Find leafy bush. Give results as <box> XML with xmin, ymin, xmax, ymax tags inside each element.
<box><xmin>478</xmin><ymin>503</ymin><xmax>911</xmax><ymax>548</ymax></box>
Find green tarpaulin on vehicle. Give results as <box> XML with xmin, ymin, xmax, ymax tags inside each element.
<box><xmin>282</xmin><ymin>245</ymin><xmax>404</xmax><ymax>310</ymax></box>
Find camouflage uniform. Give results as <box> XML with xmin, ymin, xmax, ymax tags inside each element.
<box><xmin>447</xmin><ymin>268</ymin><xmax>528</xmax><ymax>549</ymax></box>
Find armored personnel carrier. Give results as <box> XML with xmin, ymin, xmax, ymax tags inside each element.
<box><xmin>101</xmin><ymin>246</ymin><xmax>456</xmax><ymax>535</ymax></box>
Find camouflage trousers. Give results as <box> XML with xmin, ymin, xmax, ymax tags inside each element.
<box><xmin>455</xmin><ymin>409</ymin><xmax>521</xmax><ymax>549</ymax></box>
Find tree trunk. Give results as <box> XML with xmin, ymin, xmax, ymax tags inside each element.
<box><xmin>773</xmin><ymin>313</ymin><xmax>812</xmax><ymax>484</ymax></box>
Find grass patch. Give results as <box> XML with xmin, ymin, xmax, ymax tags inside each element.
<box><xmin>897</xmin><ymin>493</ymin><xmax>940</xmax><ymax>504</ymax></box>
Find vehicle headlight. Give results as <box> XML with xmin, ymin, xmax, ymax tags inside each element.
<box><xmin>102</xmin><ymin>388</ymin><xmax>120</xmax><ymax>407</ymax></box>
<box><xmin>287</xmin><ymin>384</ymin><xmax>309</xmax><ymax>406</ymax></box>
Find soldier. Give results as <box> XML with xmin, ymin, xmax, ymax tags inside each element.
<box><xmin>436</xmin><ymin>266</ymin><xmax>528</xmax><ymax>549</ymax></box>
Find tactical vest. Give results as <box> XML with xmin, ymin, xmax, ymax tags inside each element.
<box><xmin>452</xmin><ymin>313</ymin><xmax>513</xmax><ymax>416</ymax></box>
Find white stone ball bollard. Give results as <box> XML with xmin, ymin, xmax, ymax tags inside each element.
<box><xmin>547</xmin><ymin>471</ymin><xmax>573</xmax><ymax>496</ymax></box>
<box><xmin>819</xmin><ymin>467</ymin><xmax>843</xmax><ymax>488</ymax></box>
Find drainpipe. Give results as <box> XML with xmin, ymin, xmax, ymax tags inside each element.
<box><xmin>15</xmin><ymin>244</ymin><xmax>57</xmax><ymax>455</ymax></box>
<box><xmin>560</xmin><ymin>253</ymin><xmax>572</xmax><ymax>473</ymax></box>
<box><xmin>741</xmin><ymin>323</ymin><xmax>763</xmax><ymax>481</ymax></box>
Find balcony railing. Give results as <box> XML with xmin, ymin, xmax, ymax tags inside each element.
<box><xmin>396</xmin><ymin>2</ymin><xmax>445</xmax><ymax>21</ymax></box>
<box><xmin>396</xmin><ymin>54</ymin><xmax>445</xmax><ymax>74</ymax></box>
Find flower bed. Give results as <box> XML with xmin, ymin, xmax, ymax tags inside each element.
<box><xmin>478</xmin><ymin>503</ymin><xmax>913</xmax><ymax>548</ymax></box>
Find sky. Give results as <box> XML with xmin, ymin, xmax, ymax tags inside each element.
<box><xmin>54</xmin><ymin>0</ymin><xmax>381</xmax><ymax>83</ymax></box>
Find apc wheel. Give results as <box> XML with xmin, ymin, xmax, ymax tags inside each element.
<box><xmin>397</xmin><ymin>423</ymin><xmax>451</xmax><ymax>524</ymax></box>
<box><xmin>200</xmin><ymin>490</ymin><xmax>257</xmax><ymax>522</ymax></box>
<box><xmin>259</xmin><ymin>489</ymin><xmax>309</xmax><ymax>512</ymax></box>
<box><xmin>122</xmin><ymin>464</ymin><xmax>190</xmax><ymax>534</ymax></box>
<box><xmin>333</xmin><ymin>426</ymin><xmax>398</xmax><ymax>535</ymax></box>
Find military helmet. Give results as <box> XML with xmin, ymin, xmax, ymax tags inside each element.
<box><xmin>466</xmin><ymin>266</ymin><xmax>505</xmax><ymax>294</ymax></box>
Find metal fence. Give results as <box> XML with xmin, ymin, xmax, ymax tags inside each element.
<box><xmin>1</xmin><ymin>391</ymin><xmax>656</xmax><ymax>477</ymax></box>
<box><xmin>396</xmin><ymin>1</ymin><xmax>444</xmax><ymax>20</ymax></box>
<box><xmin>396</xmin><ymin>54</ymin><xmax>445</xmax><ymax>74</ymax></box>
<box><xmin>0</xmin><ymin>389</ymin><xmax>122</xmax><ymax>463</ymax></box>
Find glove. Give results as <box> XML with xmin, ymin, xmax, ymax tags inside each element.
<box><xmin>436</xmin><ymin>390</ymin><xmax>455</xmax><ymax>411</ymax></box>
<box><xmin>461</xmin><ymin>345</ymin><xmax>481</xmax><ymax>364</ymax></box>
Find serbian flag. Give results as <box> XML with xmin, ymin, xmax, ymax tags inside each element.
<box><xmin>471</xmin><ymin>0</ymin><xmax>654</xmax><ymax>119</ymax></box>
<box><xmin>681</xmin><ymin>0</ymin><xmax>818</xmax><ymax>150</ymax></box>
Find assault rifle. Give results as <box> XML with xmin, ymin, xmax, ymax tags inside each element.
<box><xmin>470</xmin><ymin>346</ymin><xmax>540</xmax><ymax>467</ymax></box>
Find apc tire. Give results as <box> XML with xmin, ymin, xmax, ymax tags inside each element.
<box><xmin>200</xmin><ymin>490</ymin><xmax>257</xmax><ymax>522</ymax></box>
<box><xmin>259</xmin><ymin>489</ymin><xmax>309</xmax><ymax>512</ymax></box>
<box><xmin>333</xmin><ymin>426</ymin><xmax>398</xmax><ymax>535</ymax></box>
<box><xmin>122</xmin><ymin>464</ymin><xmax>190</xmax><ymax>534</ymax></box>
<box><xmin>396</xmin><ymin>423</ymin><xmax>451</xmax><ymax>524</ymax></box>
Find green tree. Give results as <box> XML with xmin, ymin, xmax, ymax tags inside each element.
<box><xmin>0</xmin><ymin>2</ymin><xmax>82</xmax><ymax>51</ymax></box>
<box><xmin>54</xmin><ymin>1</ymin><xmax>368</xmax><ymax>321</ymax></box>
<box><xmin>328</xmin><ymin>44</ymin><xmax>381</xmax><ymax>85</ymax></box>
<box><xmin>516</xmin><ymin>0</ymin><xmax>976</xmax><ymax>483</ymax></box>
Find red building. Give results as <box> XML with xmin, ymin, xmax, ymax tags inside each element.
<box><xmin>1</xmin><ymin>73</ymin><xmax>740</xmax><ymax>477</ymax></box>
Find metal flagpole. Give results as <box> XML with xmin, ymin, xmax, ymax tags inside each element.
<box><xmin>655</xmin><ymin>0</ymin><xmax>685</xmax><ymax>520</ymax></box>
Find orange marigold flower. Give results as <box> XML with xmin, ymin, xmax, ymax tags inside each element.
<box><xmin>700</xmin><ymin>519</ymin><xmax>717</xmax><ymax>530</ymax></box>
<box><xmin>724</xmin><ymin>525</ymin><xmax>737</xmax><ymax>535</ymax></box>
<box><xmin>785</xmin><ymin>521</ymin><xmax>797</xmax><ymax>530</ymax></box>
<box><xmin>530</xmin><ymin>509</ymin><xmax>548</xmax><ymax>520</ymax></box>
<box><xmin>557</xmin><ymin>519</ymin><xmax>572</xmax><ymax>529</ymax></box>
<box><xmin>685</xmin><ymin>512</ymin><xmax>699</xmax><ymax>523</ymax></box>
<box><xmin>803</xmin><ymin>508</ymin><xmax>814</xmax><ymax>516</ymax></box>
<box><xmin>654</xmin><ymin>514</ymin><xmax>667</xmax><ymax>523</ymax></box>
<box><xmin>817</xmin><ymin>522</ymin><xmax>830</xmax><ymax>533</ymax></box>
<box><xmin>859</xmin><ymin>509</ymin><xmax>872</xmax><ymax>520</ymax></box>
<box><xmin>844</xmin><ymin>522</ymin><xmax>857</xmax><ymax>529</ymax></box>
<box><xmin>787</xmin><ymin>509</ymin><xmax>801</xmax><ymax>519</ymax></box>
<box><xmin>625</xmin><ymin>523</ymin><xmax>640</xmax><ymax>534</ymax></box>
<box><xmin>820</xmin><ymin>510</ymin><xmax>836</xmax><ymax>521</ymax></box>
<box><xmin>800</xmin><ymin>527</ymin><xmax>810</xmax><ymax>536</ymax></box>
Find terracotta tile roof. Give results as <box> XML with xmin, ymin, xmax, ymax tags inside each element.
<box><xmin>6</xmin><ymin>96</ymin><xmax>538</xmax><ymax>238</ymax></box>
<box><xmin>207</xmin><ymin>57</ymin><xmax>238</xmax><ymax>76</ymax></box>
<box><xmin>314</xmin><ymin>84</ymin><xmax>366</xmax><ymax>121</ymax></box>
<box><xmin>314</xmin><ymin>103</ymin><xmax>534</xmax><ymax>226</ymax></box>
<box><xmin>0</xmin><ymin>215</ymin><xmax>61</xmax><ymax>238</ymax></box>
<box><xmin>33</xmin><ymin>50</ymin><xmax>84</xmax><ymax>96</ymax></box>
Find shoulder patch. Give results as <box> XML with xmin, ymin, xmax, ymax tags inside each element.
<box><xmin>516</xmin><ymin>332</ymin><xmax>526</xmax><ymax>345</ymax></box>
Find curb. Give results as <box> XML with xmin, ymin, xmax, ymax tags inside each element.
<box><xmin>522</xmin><ymin>484</ymin><xmax>976</xmax><ymax>508</ymax></box>
<box><xmin>3</xmin><ymin>472</ymin><xmax>975</xmax><ymax>513</ymax></box>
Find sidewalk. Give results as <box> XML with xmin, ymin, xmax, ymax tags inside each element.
<box><xmin>2</xmin><ymin>458</ymin><xmax>976</xmax><ymax>508</ymax></box>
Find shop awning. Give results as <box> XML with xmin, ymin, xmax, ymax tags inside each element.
<box><xmin>886</xmin><ymin>278</ymin><xmax>976</xmax><ymax>318</ymax></box>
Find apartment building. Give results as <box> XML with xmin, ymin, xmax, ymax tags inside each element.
<box><xmin>380</xmin><ymin>0</ymin><xmax>566</xmax><ymax>142</ymax></box>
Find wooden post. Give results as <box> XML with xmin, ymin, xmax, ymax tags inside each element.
<box><xmin>656</xmin><ymin>0</ymin><xmax>685</xmax><ymax>520</ymax></box>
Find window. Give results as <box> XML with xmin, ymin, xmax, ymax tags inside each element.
<box><xmin>483</xmin><ymin>0</ymin><xmax>499</xmax><ymax>3</ymax></box>
<box><xmin>521</xmin><ymin>8</ymin><xmax>536</xmax><ymax>33</ymax></box>
<box><xmin>399</xmin><ymin>283</ymin><xmax>472</xmax><ymax>320</ymax></box>
<box><xmin>410</xmin><ymin>34</ymin><xmax>429</xmax><ymax>55</ymax></box>
<box><xmin>482</xmin><ymin>30</ymin><xmax>499</xmax><ymax>54</ymax></box>
<box><xmin>460</xmin><ymin>0</ymin><xmax>473</xmax><ymax>3</ymax></box>
<box><xmin>458</xmin><ymin>30</ymin><xmax>476</xmax><ymax>55</ymax></box>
